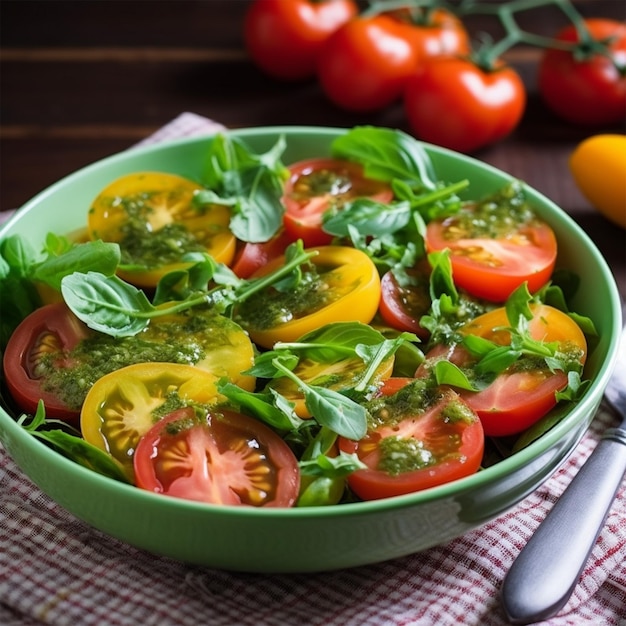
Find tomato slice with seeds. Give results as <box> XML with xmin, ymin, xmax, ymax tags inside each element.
<box><xmin>282</xmin><ymin>158</ymin><xmax>394</xmax><ymax>247</ymax></box>
<box><xmin>425</xmin><ymin>196</ymin><xmax>557</xmax><ymax>302</ymax></box>
<box><xmin>88</xmin><ymin>172</ymin><xmax>236</xmax><ymax>288</ymax></box>
<box><xmin>133</xmin><ymin>406</ymin><xmax>300</xmax><ymax>507</ymax></box>
<box><xmin>338</xmin><ymin>380</ymin><xmax>484</xmax><ymax>500</ymax></box>
<box><xmin>2</xmin><ymin>302</ymin><xmax>256</xmax><ymax>423</ymax></box>
<box><xmin>378</xmin><ymin>264</ymin><xmax>431</xmax><ymax>339</ymax></box>
<box><xmin>81</xmin><ymin>363</ymin><xmax>223</xmax><ymax>480</ymax></box>
<box><xmin>2</xmin><ymin>302</ymin><xmax>90</xmax><ymax>421</ymax></box>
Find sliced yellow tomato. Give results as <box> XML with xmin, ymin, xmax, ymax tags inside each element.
<box><xmin>81</xmin><ymin>362</ymin><xmax>223</xmax><ymax>480</ymax></box>
<box><xmin>268</xmin><ymin>352</ymin><xmax>394</xmax><ymax>418</ymax></box>
<box><xmin>456</xmin><ymin>304</ymin><xmax>588</xmax><ymax>436</ymax></box>
<box><xmin>235</xmin><ymin>246</ymin><xmax>382</xmax><ymax>349</ymax></box>
<box><xmin>88</xmin><ymin>172</ymin><xmax>236</xmax><ymax>287</ymax></box>
<box><xmin>461</xmin><ymin>303</ymin><xmax>587</xmax><ymax>360</ymax></box>
<box><xmin>144</xmin><ymin>305</ymin><xmax>256</xmax><ymax>391</ymax></box>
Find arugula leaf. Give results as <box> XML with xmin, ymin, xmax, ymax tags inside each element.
<box><xmin>271</xmin><ymin>357</ymin><xmax>368</xmax><ymax>440</ymax></box>
<box><xmin>216</xmin><ymin>379</ymin><xmax>304</xmax><ymax>432</ymax></box>
<box><xmin>353</xmin><ymin>332</ymin><xmax>417</xmax><ymax>393</ymax></box>
<box><xmin>296</xmin><ymin>425</ymin><xmax>366</xmax><ymax>506</ymax></box>
<box><xmin>299</xmin><ymin>451</ymin><xmax>365</xmax><ymax>478</ymax></box>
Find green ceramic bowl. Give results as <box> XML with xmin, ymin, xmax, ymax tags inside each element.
<box><xmin>0</xmin><ymin>126</ymin><xmax>621</xmax><ymax>573</ymax></box>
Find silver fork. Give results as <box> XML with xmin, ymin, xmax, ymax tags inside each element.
<box><xmin>500</xmin><ymin>323</ymin><xmax>626</xmax><ymax>624</ymax></box>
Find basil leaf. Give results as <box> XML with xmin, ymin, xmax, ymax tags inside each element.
<box><xmin>31</xmin><ymin>240</ymin><xmax>121</xmax><ymax>290</ymax></box>
<box><xmin>331</xmin><ymin>126</ymin><xmax>437</xmax><ymax>189</ymax></box>
<box><xmin>1</xmin><ymin>234</ymin><xmax>39</xmax><ymax>276</ymax></box>
<box><xmin>304</xmin><ymin>385</ymin><xmax>368</xmax><ymax>440</ymax></box>
<box><xmin>217</xmin><ymin>380</ymin><xmax>303</xmax><ymax>432</ymax></box>
<box><xmin>61</xmin><ymin>271</ymin><xmax>155</xmax><ymax>336</ymax></box>
<box><xmin>323</xmin><ymin>198</ymin><xmax>412</xmax><ymax>238</ymax></box>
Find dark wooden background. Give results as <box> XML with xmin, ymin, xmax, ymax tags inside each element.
<box><xmin>1</xmin><ymin>0</ymin><xmax>624</xmax><ymax>296</ymax></box>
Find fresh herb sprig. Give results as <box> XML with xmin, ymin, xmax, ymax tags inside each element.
<box><xmin>432</xmin><ymin>284</ymin><xmax>591</xmax><ymax>400</ymax></box>
<box><xmin>194</xmin><ymin>132</ymin><xmax>289</xmax><ymax>243</ymax></box>
<box><xmin>60</xmin><ymin>240</ymin><xmax>317</xmax><ymax>337</ymax></box>
<box><xmin>325</xmin><ymin>126</ymin><xmax>469</xmax><ymax>277</ymax></box>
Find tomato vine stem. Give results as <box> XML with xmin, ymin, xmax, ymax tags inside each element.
<box><xmin>363</xmin><ymin>0</ymin><xmax>615</xmax><ymax>71</ymax></box>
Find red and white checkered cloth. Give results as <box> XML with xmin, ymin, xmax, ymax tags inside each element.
<box><xmin>1</xmin><ymin>113</ymin><xmax>625</xmax><ymax>626</ymax></box>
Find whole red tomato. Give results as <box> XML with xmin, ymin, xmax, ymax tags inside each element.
<box><xmin>403</xmin><ymin>57</ymin><xmax>526</xmax><ymax>153</ymax></box>
<box><xmin>383</xmin><ymin>6</ymin><xmax>471</xmax><ymax>58</ymax></box>
<box><xmin>316</xmin><ymin>14</ymin><xmax>422</xmax><ymax>112</ymax></box>
<box><xmin>538</xmin><ymin>18</ymin><xmax>626</xmax><ymax>126</ymax></box>
<box><xmin>244</xmin><ymin>0</ymin><xmax>358</xmax><ymax>81</ymax></box>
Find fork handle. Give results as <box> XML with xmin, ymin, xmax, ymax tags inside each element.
<box><xmin>500</xmin><ymin>428</ymin><xmax>626</xmax><ymax>625</ymax></box>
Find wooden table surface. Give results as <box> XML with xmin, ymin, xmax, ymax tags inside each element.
<box><xmin>1</xmin><ymin>0</ymin><xmax>624</xmax><ymax>298</ymax></box>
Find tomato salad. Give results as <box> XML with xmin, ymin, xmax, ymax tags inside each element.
<box><xmin>0</xmin><ymin>126</ymin><xmax>595</xmax><ymax>508</ymax></box>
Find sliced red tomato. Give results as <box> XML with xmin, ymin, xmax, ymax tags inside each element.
<box><xmin>378</xmin><ymin>264</ymin><xmax>431</xmax><ymax>339</ymax></box>
<box><xmin>2</xmin><ymin>302</ymin><xmax>256</xmax><ymax>424</ymax></box>
<box><xmin>417</xmin><ymin>304</ymin><xmax>588</xmax><ymax>437</ymax></box>
<box><xmin>231</xmin><ymin>228</ymin><xmax>294</xmax><ymax>278</ymax></box>
<box><xmin>282</xmin><ymin>158</ymin><xmax>394</xmax><ymax>247</ymax></box>
<box><xmin>235</xmin><ymin>245</ymin><xmax>382</xmax><ymax>349</ymax></box>
<box><xmin>88</xmin><ymin>172</ymin><xmax>236</xmax><ymax>288</ymax></box>
<box><xmin>2</xmin><ymin>302</ymin><xmax>90</xmax><ymax>421</ymax></box>
<box><xmin>338</xmin><ymin>381</ymin><xmax>484</xmax><ymax>500</ymax></box>
<box><xmin>133</xmin><ymin>406</ymin><xmax>300</xmax><ymax>507</ymax></box>
<box><xmin>425</xmin><ymin>206</ymin><xmax>557</xmax><ymax>302</ymax></box>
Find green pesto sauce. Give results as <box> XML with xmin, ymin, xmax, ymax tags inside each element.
<box><xmin>151</xmin><ymin>393</ymin><xmax>211</xmax><ymax>423</ymax></box>
<box><xmin>367</xmin><ymin>380</ymin><xmax>473</xmax><ymax>476</ymax></box>
<box><xmin>444</xmin><ymin>181</ymin><xmax>538</xmax><ymax>240</ymax></box>
<box><xmin>115</xmin><ymin>193</ymin><xmax>207</xmax><ymax>268</ymax></box>
<box><xmin>441</xmin><ymin>399</ymin><xmax>477</xmax><ymax>424</ymax></box>
<box><xmin>235</xmin><ymin>269</ymin><xmax>328</xmax><ymax>331</ymax></box>
<box><xmin>366</xmin><ymin>378</ymin><xmax>442</xmax><ymax>429</ymax></box>
<box><xmin>39</xmin><ymin>337</ymin><xmax>200</xmax><ymax>410</ymax></box>
<box><xmin>293</xmin><ymin>169</ymin><xmax>352</xmax><ymax>198</ymax></box>
<box><xmin>378</xmin><ymin>436</ymin><xmax>435</xmax><ymax>475</ymax></box>
<box><xmin>38</xmin><ymin>307</ymin><xmax>233</xmax><ymax>410</ymax></box>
